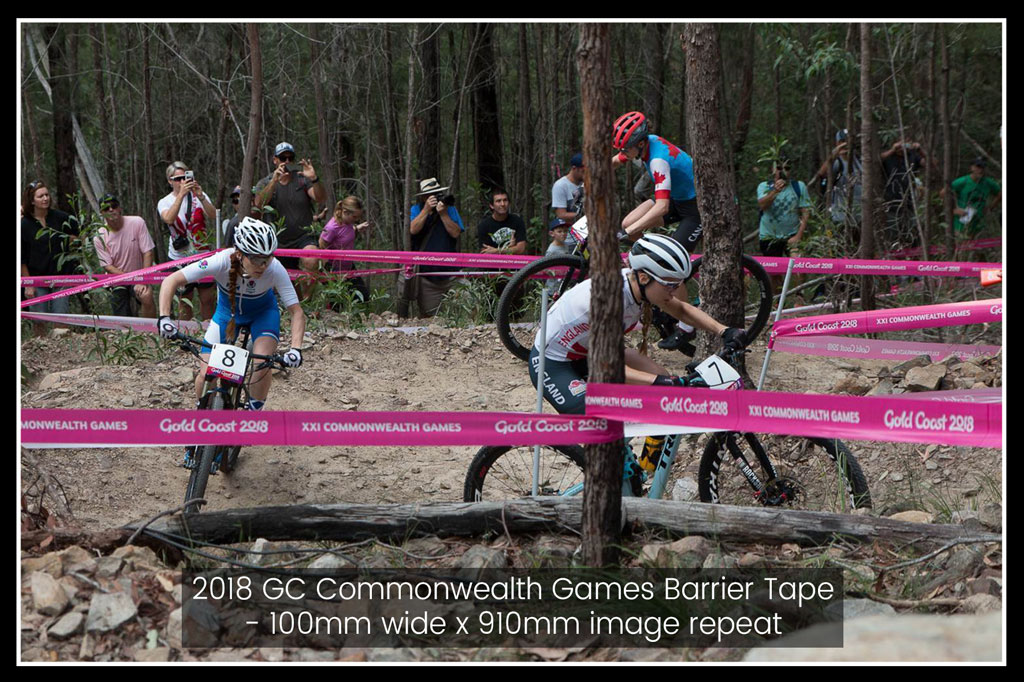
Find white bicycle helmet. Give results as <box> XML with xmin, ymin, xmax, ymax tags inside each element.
<box><xmin>628</xmin><ymin>233</ymin><xmax>692</xmax><ymax>283</ymax></box>
<box><xmin>234</xmin><ymin>216</ymin><xmax>278</xmax><ymax>257</ymax></box>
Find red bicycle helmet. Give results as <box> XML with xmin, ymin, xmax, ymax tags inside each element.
<box><xmin>612</xmin><ymin>111</ymin><xmax>649</xmax><ymax>150</ymax></box>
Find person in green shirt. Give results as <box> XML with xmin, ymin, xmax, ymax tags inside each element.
<box><xmin>943</xmin><ymin>157</ymin><xmax>1002</xmax><ymax>237</ymax></box>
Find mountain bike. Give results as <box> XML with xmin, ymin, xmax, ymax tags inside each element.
<box><xmin>463</xmin><ymin>347</ymin><xmax>871</xmax><ymax>512</ymax></box>
<box><xmin>173</xmin><ymin>328</ymin><xmax>288</xmax><ymax>514</ymax></box>
<box><xmin>495</xmin><ymin>216</ymin><xmax>774</xmax><ymax>362</ymax></box>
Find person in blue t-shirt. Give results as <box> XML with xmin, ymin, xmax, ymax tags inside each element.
<box><xmin>409</xmin><ymin>177</ymin><xmax>465</xmax><ymax>318</ymax></box>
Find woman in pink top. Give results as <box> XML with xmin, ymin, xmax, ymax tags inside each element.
<box><xmin>319</xmin><ymin>196</ymin><xmax>371</xmax><ymax>302</ymax></box>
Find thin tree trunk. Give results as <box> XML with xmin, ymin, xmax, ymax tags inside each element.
<box><xmin>46</xmin><ymin>24</ymin><xmax>76</xmax><ymax>214</ymax></box>
<box><xmin>731</xmin><ymin>24</ymin><xmax>755</xmax><ymax>168</ymax></box>
<box><xmin>577</xmin><ymin>23</ymin><xmax>623</xmax><ymax>568</ymax></box>
<box><xmin>142</xmin><ymin>25</ymin><xmax>163</xmax><ymax>263</ymax></box>
<box><xmin>470</xmin><ymin>23</ymin><xmax>505</xmax><ymax>193</ymax></box>
<box><xmin>515</xmin><ymin>24</ymin><xmax>535</xmax><ymax>224</ymax></box>
<box><xmin>238</xmin><ymin>24</ymin><xmax>263</xmax><ymax>223</ymax></box>
<box><xmin>939</xmin><ymin>25</ymin><xmax>956</xmax><ymax>258</ymax></box>
<box><xmin>310</xmin><ymin>23</ymin><xmax>336</xmax><ymax>213</ymax></box>
<box><xmin>396</xmin><ymin>25</ymin><xmax>419</xmax><ymax>318</ymax></box>
<box><xmin>90</xmin><ymin>25</ymin><xmax>114</xmax><ymax>191</ymax></box>
<box><xmin>416</xmin><ymin>26</ymin><xmax>441</xmax><ymax>182</ymax></box>
<box><xmin>858</xmin><ymin>23</ymin><xmax>878</xmax><ymax>311</ymax></box>
<box><xmin>22</xmin><ymin>86</ymin><xmax>44</xmax><ymax>183</ymax></box>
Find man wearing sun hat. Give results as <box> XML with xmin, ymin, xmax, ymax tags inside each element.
<box><xmin>409</xmin><ymin>177</ymin><xmax>464</xmax><ymax>317</ymax></box>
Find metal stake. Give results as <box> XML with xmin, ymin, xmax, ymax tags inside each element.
<box><xmin>533</xmin><ymin>287</ymin><xmax>550</xmax><ymax>496</ymax></box>
<box><xmin>757</xmin><ymin>258</ymin><xmax>796</xmax><ymax>391</ymax></box>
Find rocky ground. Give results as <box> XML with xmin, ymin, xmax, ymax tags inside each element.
<box><xmin>20</xmin><ymin>310</ymin><xmax>1003</xmax><ymax>662</ymax></box>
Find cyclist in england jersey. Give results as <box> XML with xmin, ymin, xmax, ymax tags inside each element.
<box><xmin>157</xmin><ymin>217</ymin><xmax>306</xmax><ymax>414</ymax></box>
<box><xmin>530</xmin><ymin>234</ymin><xmax>746</xmax><ymax>414</ymax></box>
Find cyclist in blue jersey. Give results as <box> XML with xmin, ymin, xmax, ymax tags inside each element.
<box><xmin>158</xmin><ymin>217</ymin><xmax>306</xmax><ymax>426</ymax></box>
<box><xmin>611</xmin><ymin>111</ymin><xmax>704</xmax><ymax>351</ymax></box>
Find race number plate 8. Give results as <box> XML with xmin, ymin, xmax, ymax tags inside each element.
<box><xmin>694</xmin><ymin>354</ymin><xmax>742</xmax><ymax>390</ymax></box>
<box><xmin>207</xmin><ymin>343</ymin><xmax>249</xmax><ymax>384</ymax></box>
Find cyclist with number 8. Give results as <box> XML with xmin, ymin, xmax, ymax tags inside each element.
<box><xmin>530</xmin><ymin>233</ymin><xmax>746</xmax><ymax>415</ymax></box>
<box><xmin>157</xmin><ymin>217</ymin><xmax>306</xmax><ymax>467</ymax></box>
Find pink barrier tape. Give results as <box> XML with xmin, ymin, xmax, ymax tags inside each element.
<box><xmin>20</xmin><ymin>312</ymin><xmax>207</xmax><ymax>334</ymax></box>
<box><xmin>284</xmin><ymin>267</ymin><xmax>401</xmax><ymax>281</ymax></box>
<box><xmin>771</xmin><ymin>335</ymin><xmax>1001</xmax><ymax>363</ymax></box>
<box><xmin>276</xmin><ymin>248</ymin><xmax>538</xmax><ymax>271</ymax></box>
<box><xmin>770</xmin><ymin>299</ymin><xmax>1002</xmax><ymax>345</ymax></box>
<box><xmin>20</xmin><ymin>251</ymin><xmax>217</xmax><ymax>309</ymax></box>
<box><xmin>585</xmin><ymin>384</ymin><xmax>1001</xmax><ymax>448</ymax></box>
<box><xmin>888</xmin><ymin>388</ymin><xmax>1002</xmax><ymax>404</ymax></box>
<box><xmin>751</xmin><ymin>256</ymin><xmax>1000</xmax><ymax>278</ymax></box>
<box><xmin>888</xmin><ymin>237</ymin><xmax>1002</xmax><ymax>258</ymax></box>
<box><xmin>22</xmin><ymin>273</ymin><xmax>175</xmax><ymax>287</ymax></box>
<box><xmin>19</xmin><ymin>409</ymin><xmax>622</xmax><ymax>449</ymax></box>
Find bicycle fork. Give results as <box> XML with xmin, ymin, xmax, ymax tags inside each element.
<box><xmin>714</xmin><ymin>434</ymin><xmax>788</xmax><ymax>504</ymax></box>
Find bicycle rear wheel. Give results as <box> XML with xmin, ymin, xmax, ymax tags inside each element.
<box><xmin>183</xmin><ymin>393</ymin><xmax>226</xmax><ymax>514</ymax></box>
<box><xmin>464</xmin><ymin>444</ymin><xmax>586</xmax><ymax>502</ymax></box>
<box><xmin>697</xmin><ymin>432</ymin><xmax>871</xmax><ymax>512</ymax></box>
<box><xmin>495</xmin><ymin>254</ymin><xmax>588</xmax><ymax>362</ymax></box>
<box><xmin>688</xmin><ymin>254</ymin><xmax>773</xmax><ymax>345</ymax></box>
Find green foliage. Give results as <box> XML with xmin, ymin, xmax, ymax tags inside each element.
<box><xmin>86</xmin><ymin>327</ymin><xmax>171</xmax><ymax>366</ymax></box>
<box><xmin>435</xmin><ymin>277</ymin><xmax>499</xmax><ymax>328</ymax></box>
<box><xmin>302</xmin><ymin>272</ymin><xmax>390</xmax><ymax>333</ymax></box>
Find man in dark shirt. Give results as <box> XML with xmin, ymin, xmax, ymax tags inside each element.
<box><xmin>880</xmin><ymin>138</ymin><xmax>928</xmax><ymax>250</ymax></box>
<box><xmin>477</xmin><ymin>188</ymin><xmax>527</xmax><ymax>255</ymax></box>
<box><xmin>254</xmin><ymin>141</ymin><xmax>327</xmax><ymax>299</ymax></box>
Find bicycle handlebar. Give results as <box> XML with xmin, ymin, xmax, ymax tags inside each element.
<box><xmin>172</xmin><ymin>331</ymin><xmax>290</xmax><ymax>371</ymax></box>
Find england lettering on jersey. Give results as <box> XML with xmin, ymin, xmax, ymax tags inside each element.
<box><xmin>644</xmin><ymin>135</ymin><xmax>696</xmax><ymax>202</ymax></box>
<box><xmin>534</xmin><ymin>269</ymin><xmax>642</xmax><ymax>362</ymax></box>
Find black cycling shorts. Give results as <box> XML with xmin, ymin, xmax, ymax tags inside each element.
<box><xmin>665</xmin><ymin>198</ymin><xmax>703</xmax><ymax>250</ymax></box>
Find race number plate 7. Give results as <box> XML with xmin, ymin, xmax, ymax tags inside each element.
<box><xmin>694</xmin><ymin>354</ymin><xmax>742</xmax><ymax>390</ymax></box>
<box><xmin>207</xmin><ymin>343</ymin><xmax>249</xmax><ymax>384</ymax></box>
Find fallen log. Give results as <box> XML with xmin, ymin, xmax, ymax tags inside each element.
<box><xmin>20</xmin><ymin>527</ymin><xmax>185</xmax><ymax>565</ymax></box>
<box><xmin>132</xmin><ymin>498</ymin><xmax>1000</xmax><ymax>551</ymax></box>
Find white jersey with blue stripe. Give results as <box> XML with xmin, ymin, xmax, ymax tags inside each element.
<box><xmin>179</xmin><ymin>249</ymin><xmax>300</xmax><ymax>314</ymax></box>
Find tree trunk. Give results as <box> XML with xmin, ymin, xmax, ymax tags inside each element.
<box><xmin>46</xmin><ymin>24</ymin><xmax>76</xmax><ymax>214</ymax></box>
<box><xmin>514</xmin><ymin>24</ymin><xmax>536</xmax><ymax>223</ymax></box>
<box><xmin>683</xmin><ymin>24</ymin><xmax>746</xmax><ymax>364</ymax></box>
<box><xmin>90</xmin><ymin>25</ymin><xmax>115</xmax><ymax>191</ymax></box>
<box><xmin>577</xmin><ymin>24</ymin><xmax>624</xmax><ymax>568</ymax></box>
<box><xmin>397</xmin><ymin>25</ymin><xmax>419</xmax><ymax>318</ymax></box>
<box><xmin>470</xmin><ymin>23</ymin><xmax>505</xmax><ymax>193</ymax></box>
<box><xmin>642</xmin><ymin>24</ymin><xmax>667</xmax><ymax>128</ymax></box>
<box><xmin>238</xmin><ymin>24</ymin><xmax>263</xmax><ymax>223</ymax></box>
<box><xmin>857</xmin><ymin>24</ymin><xmax>878</xmax><ymax>311</ymax></box>
<box><xmin>310</xmin><ymin>23</ymin><xmax>336</xmax><ymax>213</ymax></box>
<box><xmin>731</xmin><ymin>24</ymin><xmax>755</xmax><ymax>168</ymax></box>
<box><xmin>415</xmin><ymin>26</ymin><xmax>441</xmax><ymax>182</ymax></box>
<box><xmin>939</xmin><ymin>25</ymin><xmax>956</xmax><ymax>258</ymax></box>
<box><xmin>142</xmin><ymin>25</ymin><xmax>163</xmax><ymax>263</ymax></box>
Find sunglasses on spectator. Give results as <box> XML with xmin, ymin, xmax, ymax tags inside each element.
<box><xmin>279</xmin><ymin>154</ymin><xmax>295</xmax><ymax>162</ymax></box>
<box><xmin>170</xmin><ymin>175</ymin><xmax>187</xmax><ymax>182</ymax></box>
<box><xmin>101</xmin><ymin>203</ymin><xmax>120</xmax><ymax>212</ymax></box>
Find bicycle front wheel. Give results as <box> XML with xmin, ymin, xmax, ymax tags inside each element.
<box><xmin>184</xmin><ymin>393</ymin><xmax>226</xmax><ymax>514</ymax></box>
<box><xmin>688</xmin><ymin>254</ymin><xmax>773</xmax><ymax>345</ymax></box>
<box><xmin>495</xmin><ymin>254</ymin><xmax>588</xmax><ymax>362</ymax></box>
<box><xmin>464</xmin><ymin>444</ymin><xmax>586</xmax><ymax>502</ymax></box>
<box><xmin>697</xmin><ymin>432</ymin><xmax>871</xmax><ymax>512</ymax></box>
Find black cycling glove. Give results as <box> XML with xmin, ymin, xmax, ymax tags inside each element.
<box><xmin>721</xmin><ymin>327</ymin><xmax>747</xmax><ymax>350</ymax></box>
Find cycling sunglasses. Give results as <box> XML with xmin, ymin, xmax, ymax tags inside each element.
<box><xmin>648</xmin><ymin>274</ymin><xmax>684</xmax><ymax>290</ymax></box>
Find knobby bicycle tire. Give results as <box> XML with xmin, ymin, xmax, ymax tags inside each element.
<box><xmin>495</xmin><ymin>254</ymin><xmax>588</xmax><ymax>362</ymax></box>
<box><xmin>463</xmin><ymin>444</ymin><xmax>586</xmax><ymax>502</ymax></box>
<box><xmin>697</xmin><ymin>432</ymin><xmax>871</xmax><ymax>511</ymax></box>
<box><xmin>688</xmin><ymin>254</ymin><xmax>773</xmax><ymax>345</ymax></box>
<box><xmin>183</xmin><ymin>393</ymin><xmax>226</xmax><ymax>514</ymax></box>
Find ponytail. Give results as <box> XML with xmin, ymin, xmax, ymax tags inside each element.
<box><xmin>225</xmin><ymin>250</ymin><xmax>243</xmax><ymax>341</ymax></box>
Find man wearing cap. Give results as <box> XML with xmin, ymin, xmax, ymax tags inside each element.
<box><xmin>409</xmin><ymin>178</ymin><xmax>465</xmax><ymax>317</ymax></box>
<box><xmin>254</xmin><ymin>142</ymin><xmax>327</xmax><ymax>299</ymax></box>
<box><xmin>943</xmin><ymin>157</ymin><xmax>1002</xmax><ymax>237</ymax></box>
<box><xmin>551</xmin><ymin>153</ymin><xmax>585</xmax><ymax>226</ymax></box>
<box><xmin>94</xmin><ymin>194</ymin><xmax>157</xmax><ymax>318</ymax></box>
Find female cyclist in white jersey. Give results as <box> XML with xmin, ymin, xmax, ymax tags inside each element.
<box><xmin>158</xmin><ymin>217</ymin><xmax>306</xmax><ymax>414</ymax></box>
<box><xmin>530</xmin><ymin>234</ymin><xmax>745</xmax><ymax>414</ymax></box>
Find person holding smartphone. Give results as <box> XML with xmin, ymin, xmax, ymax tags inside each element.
<box><xmin>756</xmin><ymin>154</ymin><xmax>811</xmax><ymax>291</ymax></box>
<box><xmin>157</xmin><ymin>161</ymin><xmax>217</xmax><ymax>321</ymax></box>
<box><xmin>254</xmin><ymin>142</ymin><xmax>327</xmax><ymax>300</ymax></box>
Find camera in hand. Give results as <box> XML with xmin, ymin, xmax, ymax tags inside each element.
<box><xmin>172</xmin><ymin>234</ymin><xmax>190</xmax><ymax>251</ymax></box>
<box><xmin>285</xmin><ymin>163</ymin><xmax>303</xmax><ymax>174</ymax></box>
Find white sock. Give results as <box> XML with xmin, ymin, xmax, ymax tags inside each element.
<box><xmin>676</xmin><ymin>321</ymin><xmax>695</xmax><ymax>333</ymax></box>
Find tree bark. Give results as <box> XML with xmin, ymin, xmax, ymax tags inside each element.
<box><xmin>238</xmin><ymin>24</ymin><xmax>263</xmax><ymax>223</ymax></box>
<box><xmin>731</xmin><ymin>24</ymin><xmax>756</xmax><ymax>168</ymax></box>
<box><xmin>90</xmin><ymin>25</ymin><xmax>115</xmax><ymax>191</ymax></box>
<box><xmin>46</xmin><ymin>24</ymin><xmax>76</xmax><ymax>214</ymax></box>
<box><xmin>857</xmin><ymin>23</ymin><xmax>878</xmax><ymax>311</ymax></box>
<box><xmin>120</xmin><ymin>499</ymin><xmax>999</xmax><ymax>551</ymax></box>
<box><xmin>939</xmin><ymin>25</ymin><xmax>956</xmax><ymax>258</ymax></box>
<box><xmin>415</xmin><ymin>25</ymin><xmax>441</xmax><ymax>182</ymax></box>
<box><xmin>310</xmin><ymin>23</ymin><xmax>337</xmax><ymax>213</ymax></box>
<box><xmin>683</xmin><ymin>24</ymin><xmax>746</xmax><ymax>363</ymax></box>
<box><xmin>470</xmin><ymin>23</ymin><xmax>505</xmax><ymax>193</ymax></box>
<box><xmin>577</xmin><ymin>24</ymin><xmax>624</xmax><ymax>568</ymax></box>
